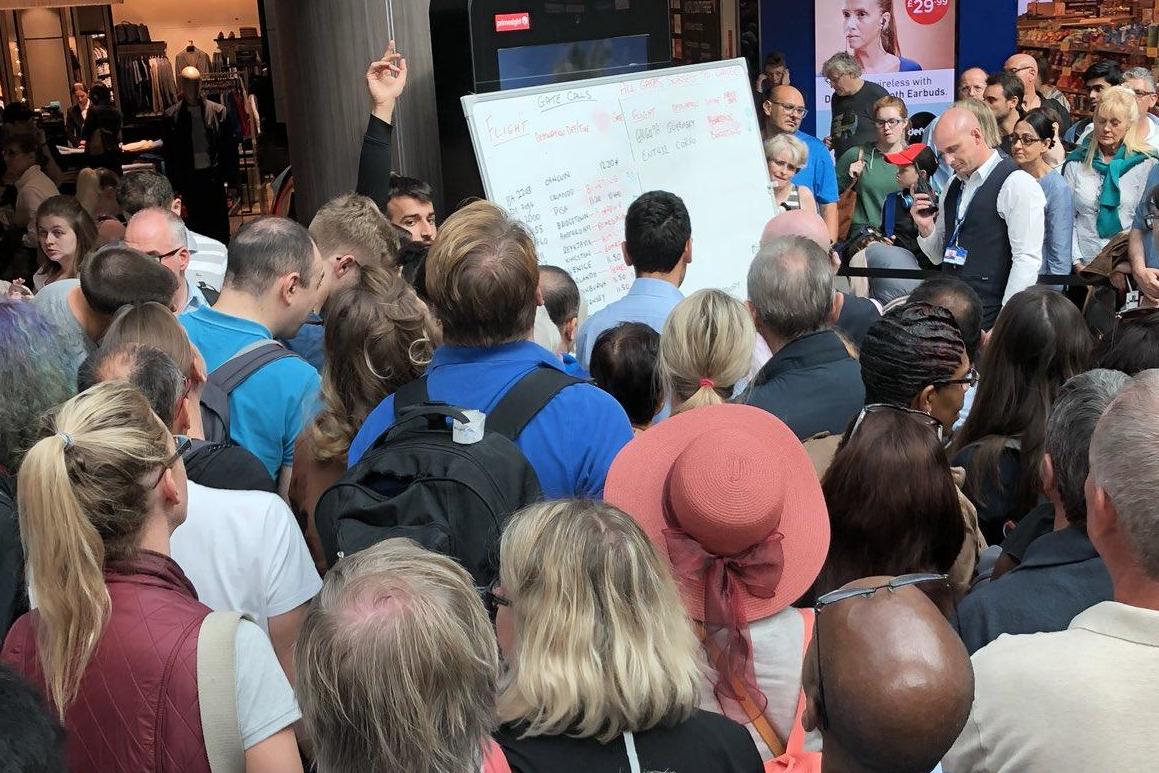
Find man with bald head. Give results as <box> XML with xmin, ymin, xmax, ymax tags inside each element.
<box><xmin>923</xmin><ymin>68</ymin><xmax>990</xmax><ymax>193</ymax></box>
<box><xmin>1004</xmin><ymin>53</ymin><xmax>1071</xmax><ymax>133</ymax></box>
<box><xmin>163</xmin><ymin>64</ymin><xmax>234</xmax><ymax>243</ymax></box>
<box><xmin>945</xmin><ymin>371</ymin><xmax>1159</xmax><ymax>771</ymax></box>
<box><xmin>762</xmin><ymin>84</ymin><xmax>839</xmax><ymax>240</ymax></box>
<box><xmin>803</xmin><ymin>576</ymin><xmax>973</xmax><ymax>773</ymax></box>
<box><xmin>125</xmin><ymin>207</ymin><xmax>205</xmax><ymax>313</ymax></box>
<box><xmin>912</xmin><ymin>107</ymin><xmax>1045</xmax><ymax>328</ymax></box>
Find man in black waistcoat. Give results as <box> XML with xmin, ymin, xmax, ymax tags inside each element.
<box><xmin>911</xmin><ymin>107</ymin><xmax>1046</xmax><ymax>329</ymax></box>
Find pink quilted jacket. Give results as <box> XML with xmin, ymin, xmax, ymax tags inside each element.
<box><xmin>2</xmin><ymin>551</ymin><xmax>213</xmax><ymax>773</ymax></box>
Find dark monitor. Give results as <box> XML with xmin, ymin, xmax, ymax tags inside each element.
<box><xmin>497</xmin><ymin>34</ymin><xmax>651</xmax><ymax>90</ymax></box>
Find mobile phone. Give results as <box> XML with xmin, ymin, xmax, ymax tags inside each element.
<box><xmin>913</xmin><ymin>171</ymin><xmax>939</xmax><ymax>217</ymax></box>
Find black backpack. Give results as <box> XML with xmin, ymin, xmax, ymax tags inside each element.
<box><xmin>200</xmin><ymin>341</ymin><xmax>297</xmax><ymax>445</ymax></box>
<box><xmin>314</xmin><ymin>367</ymin><xmax>582</xmax><ymax>585</ymax></box>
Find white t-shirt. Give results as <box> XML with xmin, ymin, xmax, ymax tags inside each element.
<box><xmin>234</xmin><ymin>618</ymin><xmax>301</xmax><ymax>749</ymax></box>
<box><xmin>171</xmin><ymin>482</ymin><xmax>322</xmax><ymax>631</ymax></box>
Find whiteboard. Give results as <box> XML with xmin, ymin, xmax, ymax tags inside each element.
<box><xmin>463</xmin><ymin>58</ymin><xmax>774</xmax><ymax>314</ymax></box>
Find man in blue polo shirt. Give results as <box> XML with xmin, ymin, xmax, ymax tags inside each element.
<box><xmin>575</xmin><ymin>190</ymin><xmax>692</xmax><ymax>370</ymax></box>
<box><xmin>349</xmin><ymin>200</ymin><xmax>633</xmax><ymax>498</ymax></box>
<box><xmin>1128</xmin><ymin>166</ymin><xmax>1159</xmax><ymax>301</ymax></box>
<box><xmin>181</xmin><ymin>217</ymin><xmax>324</xmax><ymax>497</ymax></box>
<box><xmin>762</xmin><ymin>84</ymin><xmax>839</xmax><ymax>240</ymax></box>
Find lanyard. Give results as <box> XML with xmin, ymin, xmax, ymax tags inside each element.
<box><xmin>947</xmin><ymin>181</ymin><xmax>975</xmax><ymax>248</ymax></box>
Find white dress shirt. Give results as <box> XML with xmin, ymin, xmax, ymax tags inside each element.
<box><xmin>185</xmin><ymin>227</ymin><xmax>228</xmax><ymax>291</ymax></box>
<box><xmin>918</xmin><ymin>150</ymin><xmax>1046</xmax><ymax>306</ymax></box>
<box><xmin>1063</xmin><ymin>154</ymin><xmax>1157</xmax><ymax>265</ymax></box>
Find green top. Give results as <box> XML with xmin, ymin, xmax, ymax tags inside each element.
<box><xmin>837</xmin><ymin>142</ymin><xmax>903</xmax><ymax>234</ymax></box>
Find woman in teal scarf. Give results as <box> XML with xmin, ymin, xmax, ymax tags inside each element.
<box><xmin>1063</xmin><ymin>86</ymin><xmax>1157</xmax><ymax>267</ymax></box>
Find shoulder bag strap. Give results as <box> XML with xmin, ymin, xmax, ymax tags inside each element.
<box><xmin>783</xmin><ymin>608</ymin><xmax>816</xmax><ymax>755</ymax></box>
<box><xmin>486</xmin><ymin>367</ymin><xmax>584</xmax><ymax>440</ymax></box>
<box><xmin>208</xmin><ymin>341</ymin><xmax>295</xmax><ymax>395</ymax></box>
<box><xmin>197</xmin><ymin>610</ymin><xmax>253</xmax><ymax>773</ymax></box>
<box><xmin>697</xmin><ymin>622</ymin><xmax>786</xmax><ymax>758</ymax></box>
<box><xmin>622</xmin><ymin>731</ymin><xmax>643</xmax><ymax>773</ymax></box>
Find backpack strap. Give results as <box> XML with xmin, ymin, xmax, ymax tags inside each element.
<box><xmin>486</xmin><ymin>367</ymin><xmax>584</xmax><ymax>440</ymax></box>
<box><xmin>394</xmin><ymin>375</ymin><xmax>431</xmax><ymax>416</ymax></box>
<box><xmin>208</xmin><ymin>340</ymin><xmax>295</xmax><ymax>396</ymax></box>
<box><xmin>197</xmin><ymin>610</ymin><xmax>253</xmax><ymax>773</ymax></box>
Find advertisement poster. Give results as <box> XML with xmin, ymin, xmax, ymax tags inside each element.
<box><xmin>813</xmin><ymin>0</ymin><xmax>956</xmax><ymax>144</ymax></box>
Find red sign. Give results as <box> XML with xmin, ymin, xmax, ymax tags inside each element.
<box><xmin>495</xmin><ymin>12</ymin><xmax>531</xmax><ymax>32</ymax></box>
<box><xmin>906</xmin><ymin>0</ymin><xmax>950</xmax><ymax>25</ymax></box>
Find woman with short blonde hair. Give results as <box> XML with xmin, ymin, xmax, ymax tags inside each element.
<box><xmin>493</xmin><ymin>499</ymin><xmax>763</xmax><ymax>771</ymax></box>
<box><xmin>658</xmin><ymin>289</ymin><xmax>755</xmax><ymax>415</ymax></box>
<box><xmin>764</xmin><ymin>134</ymin><xmax>816</xmax><ymax>214</ymax></box>
<box><xmin>1064</xmin><ymin>85</ymin><xmax>1158</xmax><ymax>264</ymax></box>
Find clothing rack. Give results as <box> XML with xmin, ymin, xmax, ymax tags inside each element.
<box><xmin>114</xmin><ymin>41</ymin><xmax>178</xmax><ymax>118</ymax></box>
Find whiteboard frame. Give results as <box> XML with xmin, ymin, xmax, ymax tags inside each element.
<box><xmin>461</xmin><ymin>57</ymin><xmax>769</xmax><ymax>206</ymax></box>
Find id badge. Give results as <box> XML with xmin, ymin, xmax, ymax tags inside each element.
<box><xmin>1125</xmin><ymin>289</ymin><xmax>1142</xmax><ymax>312</ymax></box>
<box><xmin>943</xmin><ymin>246</ymin><xmax>968</xmax><ymax>266</ymax></box>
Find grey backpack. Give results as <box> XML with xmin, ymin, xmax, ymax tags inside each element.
<box><xmin>199</xmin><ymin>341</ymin><xmax>297</xmax><ymax>445</ymax></box>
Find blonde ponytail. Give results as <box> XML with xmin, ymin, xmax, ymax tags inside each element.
<box><xmin>658</xmin><ymin>289</ymin><xmax>755</xmax><ymax>416</ymax></box>
<box><xmin>17</xmin><ymin>382</ymin><xmax>171</xmax><ymax>717</ymax></box>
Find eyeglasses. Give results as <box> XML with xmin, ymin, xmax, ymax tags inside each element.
<box><xmin>812</xmin><ymin>573</ymin><xmax>951</xmax><ymax>730</ymax></box>
<box><xmin>824</xmin><ymin>75</ymin><xmax>842</xmax><ymax>88</ymax></box>
<box><xmin>769</xmin><ymin>100</ymin><xmax>808</xmax><ymax>118</ymax></box>
<box><xmin>1133</xmin><ymin>89</ymin><xmax>1157</xmax><ymax>98</ymax></box>
<box><xmin>480</xmin><ymin>581</ymin><xmax>510</xmax><ymax>615</ymax></box>
<box><xmin>768</xmin><ymin>157</ymin><xmax>802</xmax><ymax>173</ymax></box>
<box><xmin>933</xmin><ymin>366</ymin><xmax>979</xmax><ymax>389</ymax></box>
<box><xmin>874</xmin><ymin>118</ymin><xmax>905</xmax><ymax>128</ymax></box>
<box><xmin>849</xmin><ymin>403</ymin><xmax>943</xmax><ymax>440</ymax></box>
<box><xmin>1004</xmin><ymin>65</ymin><xmax>1034</xmax><ymax>76</ymax></box>
<box><xmin>153</xmin><ymin>436</ymin><xmax>191</xmax><ymax>487</ymax></box>
<box><xmin>1007</xmin><ymin>133</ymin><xmax>1042</xmax><ymax>147</ymax></box>
<box><xmin>145</xmin><ymin>246</ymin><xmax>183</xmax><ymax>261</ymax></box>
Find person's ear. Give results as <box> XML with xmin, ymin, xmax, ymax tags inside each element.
<box><xmin>170</xmin><ymin>197</ymin><xmax>184</xmax><ymax>218</ymax></box>
<box><xmin>682</xmin><ymin>238</ymin><xmax>693</xmax><ymax>264</ymax></box>
<box><xmin>621</xmin><ymin>241</ymin><xmax>634</xmax><ymax>268</ymax></box>
<box><xmin>160</xmin><ymin>467</ymin><xmax>182</xmax><ymax>507</ymax></box>
<box><xmin>174</xmin><ymin>394</ymin><xmax>193</xmax><ymax>437</ymax></box>
<box><xmin>915</xmin><ymin>383</ymin><xmax>937</xmax><ymax>414</ymax></box>
<box><xmin>282</xmin><ymin>273</ymin><xmax>301</xmax><ymax>305</ymax></box>
<box><xmin>980</xmin><ymin>329</ymin><xmax>992</xmax><ymax>349</ymax></box>
<box><xmin>746</xmin><ymin>299</ymin><xmax>762</xmax><ymax>328</ymax></box>
<box><xmin>881</xmin><ymin>12</ymin><xmax>890</xmax><ymax>29</ymax></box>
<box><xmin>564</xmin><ymin>316</ymin><xmax>578</xmax><ymax>345</ymax></box>
<box><xmin>827</xmin><ymin>291</ymin><xmax>844</xmax><ymax>327</ymax></box>
<box><xmin>335</xmin><ymin>254</ymin><xmax>358</xmax><ymax>278</ymax></box>
<box><xmin>762</xmin><ymin>99</ymin><xmax>773</xmax><ymax>118</ymax></box>
<box><xmin>1041</xmin><ymin>453</ymin><xmax>1057</xmax><ymax>499</ymax></box>
<box><xmin>178</xmin><ymin>248</ymin><xmax>190</xmax><ymax>273</ymax></box>
<box><xmin>535</xmin><ymin>285</ymin><xmax>544</xmax><ymax>307</ymax></box>
<box><xmin>1085</xmin><ymin>475</ymin><xmax>1118</xmax><ymax>545</ymax></box>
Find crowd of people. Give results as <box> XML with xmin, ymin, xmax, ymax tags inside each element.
<box><xmin>0</xmin><ymin>34</ymin><xmax>1158</xmax><ymax>773</ymax></box>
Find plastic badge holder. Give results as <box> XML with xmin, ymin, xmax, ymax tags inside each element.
<box><xmin>453</xmin><ymin>410</ymin><xmax>486</xmax><ymax>445</ymax></box>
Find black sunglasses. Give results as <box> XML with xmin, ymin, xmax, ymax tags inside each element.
<box><xmin>153</xmin><ymin>436</ymin><xmax>192</xmax><ymax>487</ymax></box>
<box><xmin>479</xmin><ymin>581</ymin><xmax>510</xmax><ymax>615</ymax></box>
<box><xmin>933</xmin><ymin>367</ymin><xmax>979</xmax><ymax>389</ymax></box>
<box><xmin>812</xmin><ymin>573</ymin><xmax>950</xmax><ymax>730</ymax></box>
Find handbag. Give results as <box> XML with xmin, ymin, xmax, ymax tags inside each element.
<box><xmin>836</xmin><ymin>148</ymin><xmax>864</xmax><ymax>241</ymax></box>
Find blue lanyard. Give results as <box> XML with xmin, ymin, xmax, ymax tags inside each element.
<box><xmin>947</xmin><ymin>186</ymin><xmax>973</xmax><ymax>248</ymax></box>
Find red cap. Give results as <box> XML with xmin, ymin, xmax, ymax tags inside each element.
<box><xmin>883</xmin><ymin>143</ymin><xmax>929</xmax><ymax>166</ymax></box>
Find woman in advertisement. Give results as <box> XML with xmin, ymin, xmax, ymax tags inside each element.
<box><xmin>842</xmin><ymin>0</ymin><xmax>922</xmax><ymax>74</ymax></box>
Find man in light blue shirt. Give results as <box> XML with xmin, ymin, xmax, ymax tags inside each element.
<box><xmin>575</xmin><ymin>190</ymin><xmax>692</xmax><ymax>369</ymax></box>
<box><xmin>351</xmin><ymin>200</ymin><xmax>632</xmax><ymax>498</ymax></box>
<box><xmin>125</xmin><ymin>207</ymin><xmax>210</xmax><ymax>313</ymax></box>
<box><xmin>181</xmin><ymin>218</ymin><xmax>324</xmax><ymax>497</ymax></box>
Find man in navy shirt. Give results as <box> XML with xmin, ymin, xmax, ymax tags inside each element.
<box><xmin>349</xmin><ymin>200</ymin><xmax>633</xmax><ymax>498</ymax></box>
<box><xmin>761</xmin><ymin>85</ymin><xmax>839</xmax><ymax>240</ymax></box>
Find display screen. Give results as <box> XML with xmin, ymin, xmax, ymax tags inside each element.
<box><xmin>498</xmin><ymin>34</ymin><xmax>650</xmax><ymax>90</ymax></box>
